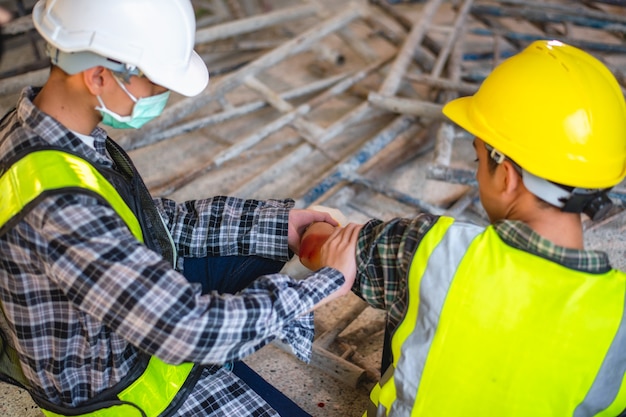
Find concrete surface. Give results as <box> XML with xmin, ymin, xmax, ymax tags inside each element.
<box><xmin>1</xmin><ymin>0</ymin><xmax>626</xmax><ymax>416</ymax></box>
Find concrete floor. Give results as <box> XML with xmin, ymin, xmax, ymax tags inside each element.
<box><xmin>1</xmin><ymin>0</ymin><xmax>626</xmax><ymax>416</ymax></box>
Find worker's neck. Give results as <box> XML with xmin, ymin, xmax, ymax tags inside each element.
<box><xmin>33</xmin><ymin>72</ymin><xmax>100</xmax><ymax>136</ymax></box>
<box><xmin>510</xmin><ymin>208</ymin><xmax>584</xmax><ymax>250</ymax></box>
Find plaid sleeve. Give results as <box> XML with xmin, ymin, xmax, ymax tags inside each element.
<box><xmin>354</xmin><ymin>214</ymin><xmax>438</xmax><ymax>326</ymax></box>
<box><xmin>28</xmin><ymin>193</ymin><xmax>340</xmax><ymax>366</ymax></box>
<box><xmin>238</xmin><ymin>267</ymin><xmax>345</xmax><ymax>363</ymax></box>
<box><xmin>155</xmin><ymin>196</ymin><xmax>294</xmax><ymax>261</ymax></box>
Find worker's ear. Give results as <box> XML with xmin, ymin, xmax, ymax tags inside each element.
<box><xmin>82</xmin><ymin>66</ymin><xmax>107</xmax><ymax>96</ymax></box>
<box><xmin>501</xmin><ymin>160</ymin><xmax>522</xmax><ymax>196</ymax></box>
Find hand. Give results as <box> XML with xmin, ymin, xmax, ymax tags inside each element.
<box><xmin>299</xmin><ymin>222</ymin><xmax>336</xmax><ymax>270</ymax></box>
<box><xmin>305</xmin><ymin>223</ymin><xmax>362</xmax><ymax>312</ymax></box>
<box><xmin>288</xmin><ymin>209</ymin><xmax>339</xmax><ymax>255</ymax></box>
<box><xmin>318</xmin><ymin>223</ymin><xmax>362</xmax><ymax>296</ymax></box>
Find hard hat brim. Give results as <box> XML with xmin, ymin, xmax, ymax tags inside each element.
<box><xmin>442</xmin><ymin>96</ymin><xmax>484</xmax><ymax>141</ymax></box>
<box><xmin>152</xmin><ymin>50</ymin><xmax>209</xmax><ymax>97</ymax></box>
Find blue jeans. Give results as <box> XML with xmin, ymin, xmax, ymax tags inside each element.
<box><xmin>183</xmin><ymin>256</ymin><xmax>312</xmax><ymax>417</ymax></box>
<box><xmin>183</xmin><ymin>255</ymin><xmax>285</xmax><ymax>295</ymax></box>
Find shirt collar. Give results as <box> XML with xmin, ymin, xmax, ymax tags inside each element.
<box><xmin>493</xmin><ymin>220</ymin><xmax>612</xmax><ymax>273</ymax></box>
<box><xmin>17</xmin><ymin>87</ymin><xmax>111</xmax><ymax>166</ymax></box>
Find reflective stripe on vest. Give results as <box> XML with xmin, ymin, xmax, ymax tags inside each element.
<box><xmin>40</xmin><ymin>356</ymin><xmax>194</xmax><ymax>417</ymax></box>
<box><xmin>0</xmin><ymin>150</ymin><xmax>194</xmax><ymax>417</ymax></box>
<box><xmin>0</xmin><ymin>150</ymin><xmax>142</xmax><ymax>241</ymax></box>
<box><xmin>367</xmin><ymin>217</ymin><xmax>626</xmax><ymax>417</ymax></box>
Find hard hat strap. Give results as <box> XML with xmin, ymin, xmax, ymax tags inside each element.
<box><xmin>485</xmin><ymin>143</ymin><xmax>522</xmax><ymax>175</ymax></box>
<box><xmin>521</xmin><ymin>169</ymin><xmax>571</xmax><ymax>208</ymax></box>
<box><xmin>485</xmin><ymin>143</ymin><xmax>613</xmax><ymax>220</ymax></box>
<box><xmin>558</xmin><ymin>186</ymin><xmax>613</xmax><ymax>221</ymax></box>
<box><xmin>522</xmin><ymin>169</ymin><xmax>612</xmax><ymax>220</ymax></box>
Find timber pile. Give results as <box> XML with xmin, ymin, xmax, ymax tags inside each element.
<box><xmin>1</xmin><ymin>0</ymin><xmax>625</xmax><ymax>415</ymax></box>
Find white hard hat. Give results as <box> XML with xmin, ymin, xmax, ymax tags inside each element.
<box><xmin>32</xmin><ymin>0</ymin><xmax>209</xmax><ymax>97</ymax></box>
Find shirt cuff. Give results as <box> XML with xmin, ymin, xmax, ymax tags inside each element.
<box><xmin>273</xmin><ymin>267</ymin><xmax>344</xmax><ymax>363</ymax></box>
<box><xmin>278</xmin><ymin>311</ymin><xmax>315</xmax><ymax>362</ymax></box>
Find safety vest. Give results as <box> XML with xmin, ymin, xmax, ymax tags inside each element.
<box><xmin>366</xmin><ymin>216</ymin><xmax>626</xmax><ymax>417</ymax></box>
<box><xmin>0</xmin><ymin>142</ymin><xmax>200</xmax><ymax>417</ymax></box>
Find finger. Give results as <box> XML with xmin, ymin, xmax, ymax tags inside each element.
<box><xmin>315</xmin><ymin>212</ymin><xmax>338</xmax><ymax>226</ymax></box>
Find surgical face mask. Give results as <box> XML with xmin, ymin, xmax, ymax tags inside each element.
<box><xmin>96</xmin><ymin>75</ymin><xmax>170</xmax><ymax>129</ymax></box>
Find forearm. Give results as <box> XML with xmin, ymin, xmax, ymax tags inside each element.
<box><xmin>155</xmin><ymin>196</ymin><xmax>295</xmax><ymax>260</ymax></box>
<box><xmin>55</xmin><ymin>233</ymin><xmax>343</xmax><ymax>365</ymax></box>
<box><xmin>183</xmin><ymin>268</ymin><xmax>345</xmax><ymax>364</ymax></box>
<box><xmin>131</xmin><ymin>268</ymin><xmax>345</xmax><ymax>365</ymax></box>
<box><xmin>353</xmin><ymin>216</ymin><xmax>438</xmax><ymax>324</ymax></box>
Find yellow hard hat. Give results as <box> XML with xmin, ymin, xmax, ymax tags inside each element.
<box><xmin>443</xmin><ymin>40</ymin><xmax>626</xmax><ymax>189</ymax></box>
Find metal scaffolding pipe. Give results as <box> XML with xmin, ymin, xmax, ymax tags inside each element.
<box><xmin>124</xmin><ymin>72</ymin><xmax>349</xmax><ymax>150</ymax></box>
<box><xmin>380</xmin><ymin>0</ymin><xmax>446</xmax><ymax>96</ymax></box>
<box><xmin>296</xmin><ymin>115</ymin><xmax>417</xmax><ymax>207</ymax></box>
<box><xmin>471</xmin><ymin>4</ymin><xmax>626</xmax><ymax>32</ymax></box>
<box><xmin>119</xmin><ymin>4</ymin><xmax>366</xmax><ymax>148</ymax></box>
<box><xmin>194</xmin><ymin>4</ymin><xmax>319</xmax><ymax>44</ymax></box>
<box><xmin>469</xmin><ymin>28</ymin><xmax>626</xmax><ymax>53</ymax></box>
<box><xmin>404</xmin><ymin>73</ymin><xmax>479</xmax><ymax>95</ymax></box>
<box><xmin>345</xmin><ymin>173</ymin><xmax>443</xmax><ymax>214</ymax></box>
<box><xmin>368</xmin><ymin>93</ymin><xmax>445</xmax><ymax>119</ymax></box>
<box><xmin>148</xmin><ymin>57</ymin><xmax>388</xmax><ymax>195</ymax></box>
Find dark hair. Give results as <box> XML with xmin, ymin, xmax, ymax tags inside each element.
<box><xmin>487</xmin><ymin>155</ymin><xmax>499</xmax><ymax>174</ymax></box>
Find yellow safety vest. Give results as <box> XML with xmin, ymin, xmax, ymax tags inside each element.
<box><xmin>0</xmin><ymin>149</ymin><xmax>196</xmax><ymax>417</ymax></box>
<box><xmin>367</xmin><ymin>216</ymin><xmax>626</xmax><ymax>417</ymax></box>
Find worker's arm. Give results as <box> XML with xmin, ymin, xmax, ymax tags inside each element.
<box><xmin>352</xmin><ymin>214</ymin><xmax>439</xmax><ymax>326</ymax></box>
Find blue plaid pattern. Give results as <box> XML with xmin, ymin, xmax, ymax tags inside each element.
<box><xmin>0</xmin><ymin>88</ymin><xmax>344</xmax><ymax>415</ymax></box>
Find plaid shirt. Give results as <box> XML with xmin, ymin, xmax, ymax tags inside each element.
<box><xmin>0</xmin><ymin>88</ymin><xmax>344</xmax><ymax>416</ymax></box>
<box><xmin>354</xmin><ymin>214</ymin><xmax>613</xmax><ymax>329</ymax></box>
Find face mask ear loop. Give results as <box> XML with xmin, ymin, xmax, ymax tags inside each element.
<box><xmin>95</xmin><ymin>95</ymin><xmax>132</xmax><ymax>123</ymax></box>
<box><xmin>111</xmin><ymin>73</ymin><xmax>139</xmax><ymax>103</ymax></box>
<box><xmin>94</xmin><ymin>73</ymin><xmax>138</xmax><ymax>118</ymax></box>
<box><xmin>95</xmin><ymin>95</ymin><xmax>108</xmax><ymax>112</ymax></box>
<box><xmin>95</xmin><ymin>73</ymin><xmax>139</xmax><ymax>123</ymax></box>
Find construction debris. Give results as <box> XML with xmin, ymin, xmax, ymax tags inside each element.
<box><xmin>1</xmin><ymin>0</ymin><xmax>625</xmax><ymax>415</ymax></box>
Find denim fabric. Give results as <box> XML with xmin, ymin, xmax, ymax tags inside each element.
<box><xmin>183</xmin><ymin>256</ymin><xmax>312</xmax><ymax>416</ymax></box>
<box><xmin>183</xmin><ymin>255</ymin><xmax>286</xmax><ymax>294</ymax></box>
